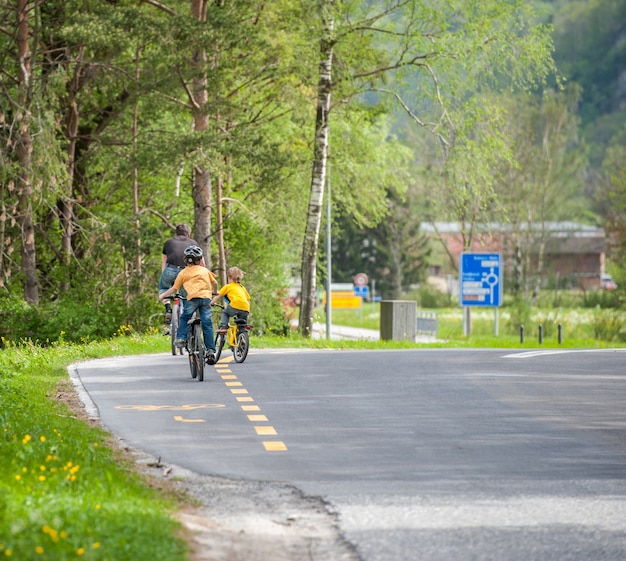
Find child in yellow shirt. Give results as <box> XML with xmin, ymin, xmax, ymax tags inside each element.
<box><xmin>210</xmin><ymin>266</ymin><xmax>251</xmax><ymax>332</ymax></box>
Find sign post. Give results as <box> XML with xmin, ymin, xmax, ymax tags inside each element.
<box><xmin>459</xmin><ymin>253</ymin><xmax>502</xmax><ymax>336</ymax></box>
<box><xmin>353</xmin><ymin>273</ymin><xmax>369</xmax><ymax>321</ymax></box>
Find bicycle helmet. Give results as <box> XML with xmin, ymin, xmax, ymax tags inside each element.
<box><xmin>183</xmin><ymin>245</ymin><xmax>203</xmax><ymax>264</ymax></box>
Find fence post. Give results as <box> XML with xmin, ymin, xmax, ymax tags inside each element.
<box><xmin>520</xmin><ymin>325</ymin><xmax>524</xmax><ymax>344</ymax></box>
<box><xmin>558</xmin><ymin>323</ymin><xmax>562</xmax><ymax>345</ymax></box>
<box><xmin>538</xmin><ymin>324</ymin><xmax>543</xmax><ymax>345</ymax></box>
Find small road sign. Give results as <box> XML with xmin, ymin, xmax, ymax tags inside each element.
<box><xmin>354</xmin><ymin>285</ymin><xmax>369</xmax><ymax>298</ymax></box>
<box><xmin>354</xmin><ymin>273</ymin><xmax>369</xmax><ymax>287</ymax></box>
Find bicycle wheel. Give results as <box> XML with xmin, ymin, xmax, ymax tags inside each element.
<box><xmin>232</xmin><ymin>329</ymin><xmax>249</xmax><ymax>363</ymax></box>
<box><xmin>170</xmin><ymin>301</ymin><xmax>182</xmax><ymax>356</ymax></box>
<box><xmin>188</xmin><ymin>333</ymin><xmax>197</xmax><ymax>379</ymax></box>
<box><xmin>194</xmin><ymin>322</ymin><xmax>205</xmax><ymax>382</ymax></box>
<box><xmin>214</xmin><ymin>331</ymin><xmax>225</xmax><ymax>363</ymax></box>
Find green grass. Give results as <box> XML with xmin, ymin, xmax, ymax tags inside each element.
<box><xmin>325</xmin><ymin>304</ymin><xmax>626</xmax><ymax>348</ymax></box>
<box><xmin>2</xmin><ymin>306</ymin><xmax>625</xmax><ymax>560</ymax></box>
<box><xmin>0</xmin><ymin>333</ymin><xmax>191</xmax><ymax>561</ymax></box>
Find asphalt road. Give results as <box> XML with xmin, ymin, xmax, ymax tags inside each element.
<box><xmin>71</xmin><ymin>347</ymin><xmax>626</xmax><ymax>561</ymax></box>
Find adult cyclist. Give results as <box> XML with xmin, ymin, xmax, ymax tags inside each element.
<box><xmin>159</xmin><ymin>223</ymin><xmax>200</xmax><ymax>325</ymax></box>
<box><xmin>159</xmin><ymin>245</ymin><xmax>218</xmax><ymax>363</ymax></box>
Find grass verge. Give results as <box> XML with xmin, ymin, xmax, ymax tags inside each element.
<box><xmin>0</xmin><ymin>334</ymin><xmax>191</xmax><ymax>561</ymax></box>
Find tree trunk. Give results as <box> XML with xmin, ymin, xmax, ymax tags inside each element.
<box><xmin>132</xmin><ymin>46</ymin><xmax>142</xmax><ymax>279</ymax></box>
<box><xmin>215</xmin><ymin>175</ymin><xmax>227</xmax><ymax>284</ymax></box>
<box><xmin>16</xmin><ymin>0</ymin><xmax>38</xmax><ymax>304</ymax></box>
<box><xmin>190</xmin><ymin>0</ymin><xmax>212</xmax><ymax>264</ymax></box>
<box><xmin>298</xmin><ymin>0</ymin><xmax>334</xmax><ymax>337</ymax></box>
<box><xmin>59</xmin><ymin>43</ymin><xmax>85</xmax><ymax>294</ymax></box>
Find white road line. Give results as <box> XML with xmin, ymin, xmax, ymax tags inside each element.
<box><xmin>503</xmin><ymin>349</ymin><xmax>626</xmax><ymax>358</ymax></box>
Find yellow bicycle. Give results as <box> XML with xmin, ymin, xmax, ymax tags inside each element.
<box><xmin>213</xmin><ymin>305</ymin><xmax>251</xmax><ymax>363</ymax></box>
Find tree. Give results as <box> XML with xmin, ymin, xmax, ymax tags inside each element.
<box><xmin>298</xmin><ymin>0</ymin><xmax>556</xmax><ymax>336</ymax></box>
<box><xmin>494</xmin><ymin>86</ymin><xmax>587</xmax><ymax>297</ymax></box>
<box><xmin>298</xmin><ymin>0</ymin><xmax>334</xmax><ymax>337</ymax></box>
<box><xmin>14</xmin><ymin>0</ymin><xmax>37</xmax><ymax>303</ymax></box>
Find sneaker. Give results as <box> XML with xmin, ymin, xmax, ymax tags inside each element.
<box><xmin>217</xmin><ymin>325</ymin><xmax>228</xmax><ymax>333</ymax></box>
<box><xmin>175</xmin><ymin>339</ymin><xmax>186</xmax><ymax>348</ymax></box>
<box><xmin>206</xmin><ymin>352</ymin><xmax>216</xmax><ymax>365</ymax></box>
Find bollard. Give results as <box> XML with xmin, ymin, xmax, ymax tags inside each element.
<box><xmin>538</xmin><ymin>324</ymin><xmax>543</xmax><ymax>345</ymax></box>
<box><xmin>558</xmin><ymin>323</ymin><xmax>562</xmax><ymax>345</ymax></box>
<box><xmin>520</xmin><ymin>325</ymin><xmax>524</xmax><ymax>344</ymax></box>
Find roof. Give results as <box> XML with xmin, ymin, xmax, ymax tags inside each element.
<box><xmin>421</xmin><ymin>222</ymin><xmax>604</xmax><ymax>237</ymax></box>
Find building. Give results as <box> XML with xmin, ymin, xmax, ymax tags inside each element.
<box><xmin>422</xmin><ymin>222</ymin><xmax>608</xmax><ymax>290</ymax></box>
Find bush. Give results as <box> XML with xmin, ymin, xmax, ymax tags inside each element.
<box><xmin>0</xmin><ymin>293</ymin><xmax>152</xmax><ymax>346</ymax></box>
<box><xmin>404</xmin><ymin>284</ymin><xmax>454</xmax><ymax>309</ymax></box>
<box><xmin>505</xmin><ymin>298</ymin><xmax>532</xmax><ymax>335</ymax></box>
<box><xmin>582</xmin><ymin>289</ymin><xmax>622</xmax><ymax>309</ymax></box>
<box><xmin>591</xmin><ymin>308</ymin><xmax>626</xmax><ymax>342</ymax></box>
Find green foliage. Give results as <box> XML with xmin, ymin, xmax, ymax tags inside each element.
<box><xmin>403</xmin><ymin>285</ymin><xmax>454</xmax><ymax>309</ymax></box>
<box><xmin>0</xmin><ymin>292</ymin><xmax>161</xmax><ymax>346</ymax></box>
<box><xmin>0</xmin><ymin>338</ymin><xmax>188</xmax><ymax>561</ymax></box>
<box><xmin>581</xmin><ymin>290</ymin><xmax>622</xmax><ymax>309</ymax></box>
<box><xmin>505</xmin><ymin>298</ymin><xmax>533</xmax><ymax>335</ymax></box>
<box><xmin>591</xmin><ymin>308</ymin><xmax>626</xmax><ymax>342</ymax></box>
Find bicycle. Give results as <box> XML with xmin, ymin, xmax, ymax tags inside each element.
<box><xmin>168</xmin><ymin>294</ymin><xmax>184</xmax><ymax>356</ymax></box>
<box><xmin>184</xmin><ymin>310</ymin><xmax>205</xmax><ymax>381</ymax></box>
<box><xmin>213</xmin><ymin>305</ymin><xmax>251</xmax><ymax>364</ymax></box>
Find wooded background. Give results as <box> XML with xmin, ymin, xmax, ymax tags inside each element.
<box><xmin>1</xmin><ymin>0</ymin><xmax>625</xmax><ymax>342</ymax></box>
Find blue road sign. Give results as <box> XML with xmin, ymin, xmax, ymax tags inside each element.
<box><xmin>460</xmin><ymin>253</ymin><xmax>502</xmax><ymax>307</ymax></box>
<box><xmin>354</xmin><ymin>285</ymin><xmax>369</xmax><ymax>298</ymax></box>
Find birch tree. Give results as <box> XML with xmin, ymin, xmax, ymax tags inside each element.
<box><xmin>299</xmin><ymin>0</ymin><xmax>334</xmax><ymax>337</ymax></box>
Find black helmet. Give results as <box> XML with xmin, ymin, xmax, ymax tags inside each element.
<box><xmin>183</xmin><ymin>245</ymin><xmax>203</xmax><ymax>263</ymax></box>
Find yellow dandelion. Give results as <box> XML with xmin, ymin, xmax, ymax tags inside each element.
<box><xmin>4</xmin><ymin>548</ymin><xmax>12</xmax><ymax>556</ymax></box>
<box><xmin>39</xmin><ymin>435</ymin><xmax>46</xmax><ymax>442</ymax></box>
<box><xmin>40</xmin><ymin>465</ymin><xmax>46</xmax><ymax>471</ymax></box>
<box><xmin>15</xmin><ymin>475</ymin><xmax>20</xmax><ymax>481</ymax></box>
<box><xmin>22</xmin><ymin>434</ymin><xmax>31</xmax><ymax>444</ymax></box>
<box><xmin>92</xmin><ymin>542</ymin><xmax>101</xmax><ymax>549</ymax></box>
<box><xmin>95</xmin><ymin>504</ymin><xmax>101</xmax><ymax>510</ymax></box>
<box><xmin>76</xmin><ymin>547</ymin><xmax>85</xmax><ymax>555</ymax></box>
<box><xmin>38</xmin><ymin>475</ymin><xmax>46</xmax><ymax>482</ymax></box>
<box><xmin>35</xmin><ymin>546</ymin><xmax>44</xmax><ymax>554</ymax></box>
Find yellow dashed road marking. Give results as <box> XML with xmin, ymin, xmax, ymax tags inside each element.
<box><xmin>255</xmin><ymin>426</ymin><xmax>277</xmax><ymax>435</ymax></box>
<box><xmin>263</xmin><ymin>441</ymin><xmax>287</xmax><ymax>451</ymax></box>
<box><xmin>211</xmin><ymin>360</ymin><xmax>287</xmax><ymax>451</ymax></box>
